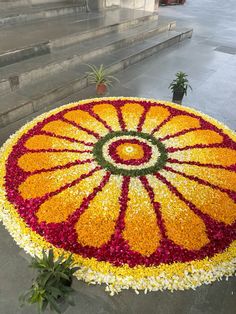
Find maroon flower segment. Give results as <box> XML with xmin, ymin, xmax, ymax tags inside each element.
<box><xmin>3</xmin><ymin>98</ymin><xmax>236</xmax><ymax>269</ymax></box>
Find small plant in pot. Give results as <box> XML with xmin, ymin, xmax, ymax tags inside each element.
<box><xmin>19</xmin><ymin>249</ymin><xmax>79</xmax><ymax>313</ymax></box>
<box><xmin>169</xmin><ymin>71</ymin><xmax>192</xmax><ymax>104</ymax></box>
<box><xmin>86</xmin><ymin>64</ymin><xmax>119</xmax><ymax>96</ymax></box>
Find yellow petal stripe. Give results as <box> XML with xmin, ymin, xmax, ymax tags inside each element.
<box><xmin>121</xmin><ymin>103</ymin><xmax>144</xmax><ymax>131</ymax></box>
<box><xmin>92</xmin><ymin>104</ymin><xmax>121</xmax><ymax>131</ymax></box>
<box><xmin>18</xmin><ymin>152</ymin><xmax>92</xmax><ymax>172</ymax></box>
<box><xmin>161</xmin><ymin>169</ymin><xmax>236</xmax><ymax>225</ymax></box>
<box><xmin>163</xmin><ymin>129</ymin><xmax>223</xmax><ymax>149</ymax></box>
<box><xmin>76</xmin><ymin>175</ymin><xmax>122</xmax><ymax>247</ymax></box>
<box><xmin>24</xmin><ymin>134</ymin><xmax>88</xmax><ymax>151</ymax></box>
<box><xmin>36</xmin><ymin>169</ymin><xmax>106</xmax><ymax>223</ymax></box>
<box><xmin>42</xmin><ymin>120</ymin><xmax>97</xmax><ymax>143</ymax></box>
<box><xmin>169</xmin><ymin>147</ymin><xmax>236</xmax><ymax>166</ymax></box>
<box><xmin>147</xmin><ymin>175</ymin><xmax>209</xmax><ymax>250</ymax></box>
<box><xmin>64</xmin><ymin>110</ymin><xmax>108</xmax><ymax>136</ymax></box>
<box><xmin>142</xmin><ymin>106</ymin><xmax>170</xmax><ymax>133</ymax></box>
<box><xmin>19</xmin><ymin>163</ymin><xmax>95</xmax><ymax>199</ymax></box>
<box><xmin>169</xmin><ymin>163</ymin><xmax>236</xmax><ymax>191</ymax></box>
<box><xmin>123</xmin><ymin>178</ymin><xmax>161</xmax><ymax>256</ymax></box>
<box><xmin>154</xmin><ymin>115</ymin><xmax>201</xmax><ymax>139</ymax></box>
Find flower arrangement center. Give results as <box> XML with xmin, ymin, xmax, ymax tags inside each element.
<box><xmin>93</xmin><ymin>131</ymin><xmax>167</xmax><ymax>177</ymax></box>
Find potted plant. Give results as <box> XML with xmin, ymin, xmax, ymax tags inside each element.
<box><xmin>19</xmin><ymin>249</ymin><xmax>79</xmax><ymax>313</ymax></box>
<box><xmin>169</xmin><ymin>71</ymin><xmax>192</xmax><ymax>104</ymax></box>
<box><xmin>86</xmin><ymin>64</ymin><xmax>119</xmax><ymax>95</ymax></box>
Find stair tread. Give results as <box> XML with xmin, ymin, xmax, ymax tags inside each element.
<box><xmin>0</xmin><ymin>17</ymin><xmax>174</xmax><ymax>81</ymax></box>
<box><xmin>0</xmin><ymin>8</ymin><xmax>154</xmax><ymax>54</ymax></box>
<box><xmin>0</xmin><ymin>28</ymin><xmax>189</xmax><ymax>118</ymax></box>
<box><xmin>0</xmin><ymin>1</ymin><xmax>85</xmax><ymax>17</ymax></box>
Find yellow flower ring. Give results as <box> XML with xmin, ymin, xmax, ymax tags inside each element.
<box><xmin>0</xmin><ymin>97</ymin><xmax>236</xmax><ymax>294</ymax></box>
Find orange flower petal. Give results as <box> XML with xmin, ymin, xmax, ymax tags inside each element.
<box><xmin>123</xmin><ymin>178</ymin><xmax>161</xmax><ymax>256</ymax></box>
<box><xmin>19</xmin><ymin>163</ymin><xmax>95</xmax><ymax>199</ymax></box>
<box><xmin>147</xmin><ymin>175</ymin><xmax>209</xmax><ymax>250</ymax></box>
<box><xmin>24</xmin><ymin>135</ymin><xmax>89</xmax><ymax>151</ymax></box>
<box><xmin>154</xmin><ymin>115</ymin><xmax>201</xmax><ymax>139</ymax></box>
<box><xmin>36</xmin><ymin>169</ymin><xmax>106</xmax><ymax>223</ymax></box>
<box><xmin>42</xmin><ymin>120</ymin><xmax>97</xmax><ymax>143</ymax></box>
<box><xmin>116</xmin><ymin>143</ymin><xmax>144</xmax><ymax>160</ymax></box>
<box><xmin>142</xmin><ymin>106</ymin><xmax>170</xmax><ymax>133</ymax></box>
<box><xmin>169</xmin><ymin>147</ymin><xmax>236</xmax><ymax>166</ymax></box>
<box><xmin>121</xmin><ymin>103</ymin><xmax>144</xmax><ymax>131</ymax></box>
<box><xmin>18</xmin><ymin>152</ymin><xmax>92</xmax><ymax>172</ymax></box>
<box><xmin>163</xmin><ymin>130</ymin><xmax>223</xmax><ymax>149</ymax></box>
<box><xmin>92</xmin><ymin>104</ymin><xmax>121</xmax><ymax>131</ymax></box>
<box><xmin>161</xmin><ymin>169</ymin><xmax>236</xmax><ymax>225</ymax></box>
<box><xmin>75</xmin><ymin>175</ymin><xmax>122</xmax><ymax>247</ymax></box>
<box><xmin>64</xmin><ymin>110</ymin><xmax>108</xmax><ymax>136</ymax></box>
<box><xmin>169</xmin><ymin>163</ymin><xmax>236</xmax><ymax>191</ymax></box>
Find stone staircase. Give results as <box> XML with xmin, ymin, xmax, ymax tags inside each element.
<box><xmin>0</xmin><ymin>1</ymin><xmax>88</xmax><ymax>25</ymax></box>
<box><xmin>0</xmin><ymin>5</ymin><xmax>193</xmax><ymax>128</ymax></box>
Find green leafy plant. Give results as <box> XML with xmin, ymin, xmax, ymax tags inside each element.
<box><xmin>169</xmin><ymin>71</ymin><xmax>192</xmax><ymax>96</ymax></box>
<box><xmin>86</xmin><ymin>64</ymin><xmax>119</xmax><ymax>95</ymax></box>
<box><xmin>19</xmin><ymin>249</ymin><xmax>79</xmax><ymax>314</ymax></box>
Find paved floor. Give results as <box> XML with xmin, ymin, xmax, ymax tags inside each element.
<box><xmin>0</xmin><ymin>1</ymin><xmax>236</xmax><ymax>313</ymax></box>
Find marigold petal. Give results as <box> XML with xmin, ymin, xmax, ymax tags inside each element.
<box><xmin>142</xmin><ymin>106</ymin><xmax>170</xmax><ymax>133</ymax></box>
<box><xmin>18</xmin><ymin>152</ymin><xmax>92</xmax><ymax>172</ymax></box>
<box><xmin>19</xmin><ymin>163</ymin><xmax>95</xmax><ymax>199</ymax></box>
<box><xmin>154</xmin><ymin>115</ymin><xmax>201</xmax><ymax>139</ymax></box>
<box><xmin>163</xmin><ymin>130</ymin><xmax>223</xmax><ymax>149</ymax></box>
<box><xmin>121</xmin><ymin>103</ymin><xmax>144</xmax><ymax>131</ymax></box>
<box><xmin>93</xmin><ymin>104</ymin><xmax>121</xmax><ymax>131</ymax></box>
<box><xmin>36</xmin><ymin>169</ymin><xmax>106</xmax><ymax>223</ymax></box>
<box><xmin>42</xmin><ymin>120</ymin><xmax>97</xmax><ymax>143</ymax></box>
<box><xmin>169</xmin><ymin>163</ymin><xmax>236</xmax><ymax>191</ymax></box>
<box><xmin>123</xmin><ymin>178</ymin><xmax>161</xmax><ymax>256</ymax></box>
<box><xmin>64</xmin><ymin>110</ymin><xmax>108</xmax><ymax>136</ymax></box>
<box><xmin>169</xmin><ymin>147</ymin><xmax>236</xmax><ymax>166</ymax></box>
<box><xmin>76</xmin><ymin>175</ymin><xmax>122</xmax><ymax>247</ymax></box>
<box><xmin>24</xmin><ymin>135</ymin><xmax>89</xmax><ymax>151</ymax></box>
<box><xmin>161</xmin><ymin>169</ymin><xmax>236</xmax><ymax>225</ymax></box>
<box><xmin>147</xmin><ymin>175</ymin><xmax>209</xmax><ymax>250</ymax></box>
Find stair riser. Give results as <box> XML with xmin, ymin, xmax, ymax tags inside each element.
<box><xmin>51</xmin><ymin>14</ymin><xmax>159</xmax><ymax>49</ymax></box>
<box><xmin>0</xmin><ymin>21</ymin><xmax>174</xmax><ymax>94</ymax></box>
<box><xmin>0</xmin><ymin>42</ymin><xmax>50</xmax><ymax>68</ymax></box>
<box><xmin>0</xmin><ymin>29</ymin><xmax>192</xmax><ymax>128</ymax></box>
<box><xmin>0</xmin><ymin>6</ymin><xmax>87</xmax><ymax>27</ymax></box>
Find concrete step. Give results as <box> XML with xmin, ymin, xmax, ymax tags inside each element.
<box><xmin>0</xmin><ymin>27</ymin><xmax>192</xmax><ymax>128</ymax></box>
<box><xmin>0</xmin><ymin>8</ymin><xmax>158</xmax><ymax>66</ymax></box>
<box><xmin>0</xmin><ymin>17</ymin><xmax>175</xmax><ymax>94</ymax></box>
<box><xmin>0</xmin><ymin>1</ymin><xmax>88</xmax><ymax>27</ymax></box>
<box><xmin>0</xmin><ymin>0</ymin><xmax>30</xmax><ymax>10</ymax></box>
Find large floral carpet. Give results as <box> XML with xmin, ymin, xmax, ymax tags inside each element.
<box><xmin>0</xmin><ymin>97</ymin><xmax>236</xmax><ymax>294</ymax></box>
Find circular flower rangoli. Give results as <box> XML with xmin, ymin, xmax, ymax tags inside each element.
<box><xmin>0</xmin><ymin>97</ymin><xmax>236</xmax><ymax>294</ymax></box>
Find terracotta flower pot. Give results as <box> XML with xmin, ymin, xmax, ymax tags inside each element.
<box><xmin>96</xmin><ymin>83</ymin><xmax>107</xmax><ymax>95</ymax></box>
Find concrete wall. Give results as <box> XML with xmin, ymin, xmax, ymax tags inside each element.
<box><xmin>0</xmin><ymin>0</ymin><xmax>70</xmax><ymax>8</ymax></box>
<box><xmin>105</xmin><ymin>0</ymin><xmax>157</xmax><ymax>11</ymax></box>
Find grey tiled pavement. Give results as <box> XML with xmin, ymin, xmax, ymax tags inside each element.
<box><xmin>0</xmin><ymin>1</ymin><xmax>236</xmax><ymax>313</ymax></box>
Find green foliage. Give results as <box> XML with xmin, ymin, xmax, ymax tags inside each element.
<box><xmin>169</xmin><ymin>71</ymin><xmax>192</xmax><ymax>95</ymax></box>
<box><xmin>19</xmin><ymin>249</ymin><xmax>79</xmax><ymax>314</ymax></box>
<box><xmin>86</xmin><ymin>64</ymin><xmax>119</xmax><ymax>87</ymax></box>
